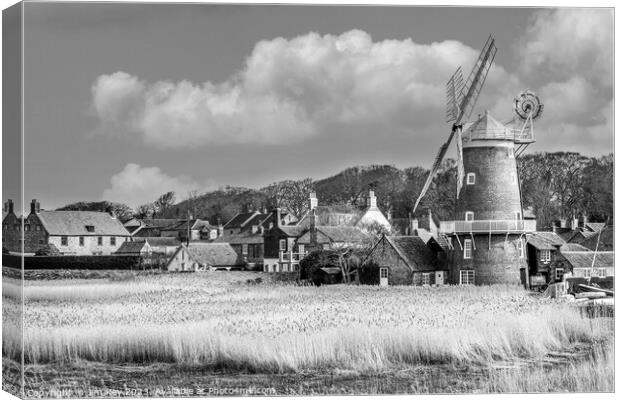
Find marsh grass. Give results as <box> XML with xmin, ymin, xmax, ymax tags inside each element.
<box><xmin>3</xmin><ymin>275</ymin><xmax>613</xmax><ymax>377</ymax></box>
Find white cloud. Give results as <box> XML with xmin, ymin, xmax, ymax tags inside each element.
<box><xmin>91</xmin><ymin>30</ymin><xmax>518</xmax><ymax>148</ymax></box>
<box><xmin>101</xmin><ymin>163</ymin><xmax>208</xmax><ymax>208</ymax></box>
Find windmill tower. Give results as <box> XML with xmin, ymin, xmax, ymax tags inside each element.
<box><xmin>413</xmin><ymin>36</ymin><xmax>543</xmax><ymax>285</ymax></box>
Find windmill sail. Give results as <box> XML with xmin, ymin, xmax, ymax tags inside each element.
<box><xmin>413</xmin><ymin>35</ymin><xmax>497</xmax><ymax>214</ymax></box>
<box><xmin>455</xmin><ymin>126</ymin><xmax>465</xmax><ymax>198</ymax></box>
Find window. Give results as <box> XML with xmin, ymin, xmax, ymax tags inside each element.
<box><xmin>241</xmin><ymin>244</ymin><xmax>248</xmax><ymax>255</ymax></box>
<box><xmin>35</xmin><ymin>225</ymin><xmax>41</xmax><ymax>231</ymax></box>
<box><xmin>582</xmin><ymin>269</ymin><xmax>592</xmax><ymax>278</ymax></box>
<box><xmin>466</xmin><ymin>173</ymin><xmax>476</xmax><ymax>185</ymax></box>
<box><xmin>39</xmin><ymin>239</ymin><xmax>44</xmax><ymax>245</ymax></box>
<box><xmin>422</xmin><ymin>273</ymin><xmax>431</xmax><ymax>285</ymax></box>
<box><xmin>24</xmin><ymin>224</ymin><xmax>30</xmax><ymax>231</ymax></box>
<box><xmin>380</xmin><ymin>268</ymin><xmax>388</xmax><ymax>278</ymax></box>
<box><xmin>110</xmin><ymin>237</ymin><xmax>116</xmax><ymax>246</ymax></box>
<box><xmin>517</xmin><ymin>239</ymin><xmax>524</xmax><ymax>258</ymax></box>
<box><xmin>97</xmin><ymin>237</ymin><xmax>103</xmax><ymax>246</ymax></box>
<box><xmin>540</xmin><ymin>249</ymin><xmax>551</xmax><ymax>263</ymax></box>
<box><xmin>279</xmin><ymin>239</ymin><xmax>286</xmax><ymax>252</ymax></box>
<box><xmin>61</xmin><ymin>236</ymin><xmax>68</xmax><ymax>246</ymax></box>
<box><xmin>15</xmin><ymin>225</ymin><xmax>20</xmax><ymax>231</ymax></box>
<box><xmin>514</xmin><ymin>211</ymin><xmax>522</xmax><ymax>220</ymax></box>
<box><xmin>555</xmin><ymin>268</ymin><xmax>564</xmax><ymax>281</ymax></box>
<box><xmin>596</xmin><ymin>268</ymin><xmax>607</xmax><ymax>278</ymax></box>
<box><xmin>79</xmin><ymin>237</ymin><xmax>84</xmax><ymax>247</ymax></box>
<box><xmin>465</xmin><ymin>212</ymin><xmax>474</xmax><ymax>221</ymax></box>
<box><xmin>464</xmin><ymin>239</ymin><xmax>472</xmax><ymax>259</ymax></box>
<box><xmin>460</xmin><ymin>270</ymin><xmax>475</xmax><ymax>285</ymax></box>
<box><xmin>85</xmin><ymin>225</ymin><xmax>95</xmax><ymax>233</ymax></box>
<box><xmin>298</xmin><ymin>244</ymin><xmax>305</xmax><ymax>255</ymax></box>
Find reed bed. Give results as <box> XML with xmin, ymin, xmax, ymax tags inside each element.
<box><xmin>3</xmin><ymin>273</ymin><xmax>612</xmax><ymax>374</ymax></box>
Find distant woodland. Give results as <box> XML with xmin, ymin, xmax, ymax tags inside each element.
<box><xmin>58</xmin><ymin>152</ymin><xmax>613</xmax><ymax>229</ymax></box>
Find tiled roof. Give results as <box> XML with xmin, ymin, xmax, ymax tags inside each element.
<box><xmin>297</xmin><ymin>205</ymin><xmax>364</xmax><ymax>228</ymax></box>
<box><xmin>140</xmin><ymin>219</ymin><xmax>185</xmax><ymax>229</ymax></box>
<box><xmin>278</xmin><ymin>225</ymin><xmax>308</xmax><ymax>237</ymax></box>
<box><xmin>36</xmin><ymin>211</ymin><xmax>130</xmax><ymax>236</ymax></box>
<box><xmin>224</xmin><ymin>212</ymin><xmax>260</xmax><ymax>229</ymax></box>
<box><xmin>579</xmin><ymin>227</ymin><xmax>613</xmax><ymax>251</ymax></box>
<box><xmin>562</xmin><ymin>251</ymin><xmax>614</xmax><ymax>270</ymax></box>
<box><xmin>527</xmin><ymin>231</ymin><xmax>565</xmax><ymax>250</ymax></box>
<box><xmin>386</xmin><ymin>236</ymin><xmax>438</xmax><ymax>272</ymax></box>
<box><xmin>185</xmin><ymin>243</ymin><xmax>243</xmax><ymax>266</ymax></box>
<box><xmin>133</xmin><ymin>237</ymin><xmax>180</xmax><ymax>247</ymax></box>
<box><xmin>213</xmin><ymin>231</ymin><xmax>264</xmax><ymax>244</ymax></box>
<box><xmin>560</xmin><ymin>243</ymin><xmax>591</xmax><ymax>252</ymax></box>
<box><xmin>115</xmin><ymin>241</ymin><xmax>150</xmax><ymax>254</ymax></box>
<box><xmin>297</xmin><ymin>226</ymin><xmax>369</xmax><ymax>244</ymax></box>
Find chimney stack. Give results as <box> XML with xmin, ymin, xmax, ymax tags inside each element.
<box><xmin>273</xmin><ymin>207</ymin><xmax>282</xmax><ymax>228</ymax></box>
<box><xmin>309</xmin><ymin>192</ymin><xmax>318</xmax><ymax>210</ymax></box>
<box><xmin>217</xmin><ymin>218</ymin><xmax>224</xmax><ymax>237</ymax></box>
<box><xmin>368</xmin><ymin>190</ymin><xmax>377</xmax><ymax>210</ymax></box>
<box><xmin>310</xmin><ymin>208</ymin><xmax>317</xmax><ymax>247</ymax></box>
<box><xmin>4</xmin><ymin>199</ymin><xmax>14</xmax><ymax>215</ymax></box>
<box><xmin>30</xmin><ymin>199</ymin><xmax>40</xmax><ymax>215</ymax></box>
<box><xmin>582</xmin><ymin>213</ymin><xmax>588</xmax><ymax>227</ymax></box>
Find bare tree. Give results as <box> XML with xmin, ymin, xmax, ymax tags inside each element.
<box><xmin>135</xmin><ymin>203</ymin><xmax>155</xmax><ymax>219</ymax></box>
<box><xmin>263</xmin><ymin>178</ymin><xmax>314</xmax><ymax>218</ymax></box>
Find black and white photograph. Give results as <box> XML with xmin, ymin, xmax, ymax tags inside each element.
<box><xmin>1</xmin><ymin>1</ymin><xmax>615</xmax><ymax>397</ymax></box>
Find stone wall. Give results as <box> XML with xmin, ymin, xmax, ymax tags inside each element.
<box><xmin>48</xmin><ymin>235</ymin><xmax>128</xmax><ymax>256</ymax></box>
<box><xmin>364</xmin><ymin>237</ymin><xmax>412</xmax><ymax>285</ymax></box>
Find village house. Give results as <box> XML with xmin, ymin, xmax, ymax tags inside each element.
<box><xmin>2</xmin><ymin>199</ymin><xmax>130</xmax><ymax>255</ymax></box>
<box><xmin>557</xmin><ymin>250</ymin><xmax>614</xmax><ymax>279</ymax></box>
<box><xmin>160</xmin><ymin>219</ymin><xmax>215</xmax><ymax>242</ymax></box>
<box><xmin>132</xmin><ymin>237</ymin><xmax>180</xmax><ymax>256</ymax></box>
<box><xmin>262</xmin><ymin>208</ymin><xmax>307</xmax><ymax>273</ymax></box>
<box><xmin>525</xmin><ymin>231</ymin><xmax>566</xmax><ymax>287</ymax></box>
<box><xmin>361</xmin><ymin>235</ymin><xmax>445</xmax><ymax>286</ymax></box>
<box><xmin>166</xmin><ymin>242</ymin><xmax>243</xmax><ymax>272</ymax></box>
<box><xmin>115</xmin><ymin>240</ymin><xmax>153</xmax><ymax>256</ymax></box>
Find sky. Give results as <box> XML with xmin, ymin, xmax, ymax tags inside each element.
<box><xmin>9</xmin><ymin>3</ymin><xmax>615</xmax><ymax>211</ymax></box>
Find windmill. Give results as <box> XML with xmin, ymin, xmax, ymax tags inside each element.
<box><xmin>413</xmin><ymin>35</ymin><xmax>497</xmax><ymax>214</ymax></box>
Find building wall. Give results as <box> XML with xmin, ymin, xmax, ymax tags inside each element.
<box><xmin>456</xmin><ymin>142</ymin><xmax>522</xmax><ymax>220</ymax></box>
<box><xmin>48</xmin><ymin>234</ymin><xmax>128</xmax><ymax>255</ymax></box>
<box><xmin>2</xmin><ymin>213</ymin><xmax>23</xmax><ymax>252</ymax></box>
<box><xmin>365</xmin><ymin>238</ymin><xmax>413</xmax><ymax>285</ymax></box>
<box><xmin>23</xmin><ymin>214</ymin><xmax>49</xmax><ymax>253</ymax></box>
<box><xmin>356</xmin><ymin>210</ymin><xmax>392</xmax><ymax>232</ymax></box>
<box><xmin>447</xmin><ymin>234</ymin><xmax>527</xmax><ymax>285</ymax></box>
<box><xmin>167</xmin><ymin>248</ymin><xmax>199</xmax><ymax>271</ymax></box>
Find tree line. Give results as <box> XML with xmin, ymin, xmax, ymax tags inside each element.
<box><xmin>58</xmin><ymin>152</ymin><xmax>613</xmax><ymax>228</ymax></box>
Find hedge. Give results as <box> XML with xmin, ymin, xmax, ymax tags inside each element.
<box><xmin>2</xmin><ymin>254</ymin><xmax>144</xmax><ymax>270</ymax></box>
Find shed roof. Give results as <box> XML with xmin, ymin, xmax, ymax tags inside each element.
<box><xmin>385</xmin><ymin>235</ymin><xmax>438</xmax><ymax>272</ymax></box>
<box><xmin>36</xmin><ymin>211</ymin><xmax>130</xmax><ymax>236</ymax></box>
<box><xmin>185</xmin><ymin>243</ymin><xmax>242</xmax><ymax>266</ymax></box>
<box><xmin>562</xmin><ymin>251</ymin><xmax>614</xmax><ymax>270</ymax></box>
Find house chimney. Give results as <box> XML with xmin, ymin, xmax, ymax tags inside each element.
<box><xmin>571</xmin><ymin>215</ymin><xmax>579</xmax><ymax>230</ymax></box>
<box><xmin>560</xmin><ymin>219</ymin><xmax>567</xmax><ymax>229</ymax></box>
<box><xmin>4</xmin><ymin>199</ymin><xmax>14</xmax><ymax>215</ymax></box>
<box><xmin>309</xmin><ymin>192</ymin><xmax>318</xmax><ymax>210</ymax></box>
<box><xmin>310</xmin><ymin>208</ymin><xmax>317</xmax><ymax>246</ymax></box>
<box><xmin>582</xmin><ymin>213</ymin><xmax>588</xmax><ymax>227</ymax></box>
<box><xmin>273</xmin><ymin>207</ymin><xmax>282</xmax><ymax>228</ymax></box>
<box><xmin>30</xmin><ymin>199</ymin><xmax>40</xmax><ymax>214</ymax></box>
<box><xmin>368</xmin><ymin>190</ymin><xmax>377</xmax><ymax>210</ymax></box>
<box><xmin>410</xmin><ymin>219</ymin><xmax>419</xmax><ymax>235</ymax></box>
<box><xmin>217</xmin><ymin>218</ymin><xmax>223</xmax><ymax>237</ymax></box>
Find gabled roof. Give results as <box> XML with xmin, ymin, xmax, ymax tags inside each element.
<box><xmin>563</xmin><ymin>229</ymin><xmax>598</xmax><ymax>243</ymax></box>
<box><xmin>385</xmin><ymin>236</ymin><xmax>438</xmax><ymax>272</ymax></box>
<box><xmin>297</xmin><ymin>226</ymin><xmax>369</xmax><ymax>244</ymax></box>
<box><xmin>116</xmin><ymin>241</ymin><xmax>150</xmax><ymax>254</ymax></box>
<box><xmin>185</xmin><ymin>243</ymin><xmax>242</xmax><ymax>266</ymax></box>
<box><xmin>223</xmin><ymin>212</ymin><xmax>261</xmax><ymax>230</ymax></box>
<box><xmin>562</xmin><ymin>251</ymin><xmax>614</xmax><ymax>270</ymax></box>
<box><xmin>297</xmin><ymin>205</ymin><xmax>364</xmax><ymax>228</ymax></box>
<box><xmin>139</xmin><ymin>219</ymin><xmax>185</xmax><ymax>229</ymax></box>
<box><xmin>584</xmin><ymin>222</ymin><xmax>606</xmax><ymax>233</ymax></box>
<box><xmin>35</xmin><ymin>211</ymin><xmax>130</xmax><ymax>236</ymax></box>
<box><xmin>133</xmin><ymin>237</ymin><xmax>180</xmax><ymax>247</ymax></box>
<box><xmin>527</xmin><ymin>231</ymin><xmax>566</xmax><ymax>250</ymax></box>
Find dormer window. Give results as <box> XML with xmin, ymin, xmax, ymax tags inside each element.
<box><xmin>85</xmin><ymin>225</ymin><xmax>95</xmax><ymax>233</ymax></box>
<box><xmin>466</xmin><ymin>173</ymin><xmax>476</xmax><ymax>185</ymax></box>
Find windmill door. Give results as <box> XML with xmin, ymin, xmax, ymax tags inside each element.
<box><xmin>379</xmin><ymin>267</ymin><xmax>389</xmax><ymax>286</ymax></box>
<box><xmin>435</xmin><ymin>271</ymin><xmax>444</xmax><ymax>285</ymax></box>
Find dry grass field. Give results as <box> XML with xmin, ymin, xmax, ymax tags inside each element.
<box><xmin>2</xmin><ymin>271</ymin><xmax>614</xmax><ymax>395</ymax></box>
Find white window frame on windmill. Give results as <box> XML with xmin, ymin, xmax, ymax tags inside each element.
<box><xmin>510</xmin><ymin>172</ymin><xmax>518</xmax><ymax>185</ymax></box>
<box><xmin>466</xmin><ymin>173</ymin><xmax>476</xmax><ymax>185</ymax></box>
<box><xmin>463</xmin><ymin>239</ymin><xmax>473</xmax><ymax>259</ymax></box>
<box><xmin>514</xmin><ymin>211</ymin><xmax>522</xmax><ymax>220</ymax></box>
<box><xmin>465</xmin><ymin>211</ymin><xmax>474</xmax><ymax>222</ymax></box>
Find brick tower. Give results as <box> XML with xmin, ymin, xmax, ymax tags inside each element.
<box><xmin>441</xmin><ymin>110</ymin><xmax>536</xmax><ymax>285</ymax></box>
